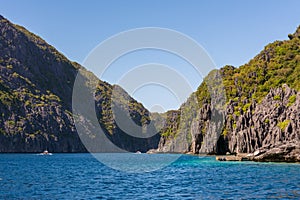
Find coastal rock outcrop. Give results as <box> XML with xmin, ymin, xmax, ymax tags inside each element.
<box><xmin>251</xmin><ymin>141</ymin><xmax>300</xmax><ymax>162</ymax></box>
<box><xmin>155</xmin><ymin>84</ymin><xmax>300</xmax><ymax>161</ymax></box>
<box><xmin>155</xmin><ymin>25</ymin><xmax>300</xmax><ymax>162</ymax></box>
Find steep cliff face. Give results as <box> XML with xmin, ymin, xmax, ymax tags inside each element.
<box><xmin>155</xmin><ymin>26</ymin><xmax>300</xmax><ymax>161</ymax></box>
<box><xmin>0</xmin><ymin>15</ymin><xmax>159</xmax><ymax>152</ymax></box>
<box><xmin>226</xmin><ymin>84</ymin><xmax>300</xmax><ymax>154</ymax></box>
<box><xmin>0</xmin><ymin>15</ymin><xmax>85</xmax><ymax>152</ymax></box>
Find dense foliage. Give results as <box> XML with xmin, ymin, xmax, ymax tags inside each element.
<box><xmin>199</xmin><ymin>26</ymin><xmax>300</xmax><ymax>106</ymax></box>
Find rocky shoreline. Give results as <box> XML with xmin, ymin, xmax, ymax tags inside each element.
<box><xmin>147</xmin><ymin>149</ymin><xmax>300</xmax><ymax>163</ymax></box>
<box><xmin>216</xmin><ymin>140</ymin><xmax>300</xmax><ymax>162</ymax></box>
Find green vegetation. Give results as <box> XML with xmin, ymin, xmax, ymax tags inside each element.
<box><xmin>192</xmin><ymin>27</ymin><xmax>300</xmax><ymax>130</ymax></box>
<box><xmin>233</xmin><ymin>122</ymin><xmax>237</xmax><ymax>129</ymax></box>
<box><xmin>234</xmin><ymin>106</ymin><xmax>241</xmax><ymax>116</ymax></box>
<box><xmin>242</xmin><ymin>103</ymin><xmax>251</xmax><ymax>112</ymax></box>
<box><xmin>277</xmin><ymin>120</ymin><xmax>290</xmax><ymax>131</ymax></box>
<box><xmin>222</xmin><ymin>128</ymin><xmax>228</xmax><ymax>136</ymax></box>
<box><xmin>160</xmin><ymin>110</ymin><xmax>180</xmax><ymax>138</ymax></box>
<box><xmin>0</xmin><ymin>128</ymin><xmax>5</xmax><ymax>135</ymax></box>
<box><xmin>197</xmin><ymin>27</ymin><xmax>300</xmax><ymax>106</ymax></box>
<box><xmin>161</xmin><ymin>127</ymin><xmax>174</xmax><ymax>137</ymax></box>
<box><xmin>287</xmin><ymin>94</ymin><xmax>297</xmax><ymax>106</ymax></box>
<box><xmin>7</xmin><ymin>120</ymin><xmax>15</xmax><ymax>126</ymax></box>
<box><xmin>274</xmin><ymin>95</ymin><xmax>281</xmax><ymax>100</ymax></box>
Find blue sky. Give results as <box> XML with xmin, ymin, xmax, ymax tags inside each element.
<box><xmin>1</xmin><ymin>0</ymin><xmax>300</xmax><ymax>112</ymax></box>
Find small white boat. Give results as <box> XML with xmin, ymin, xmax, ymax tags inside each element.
<box><xmin>135</xmin><ymin>151</ymin><xmax>142</xmax><ymax>154</ymax></box>
<box><xmin>39</xmin><ymin>150</ymin><xmax>52</xmax><ymax>155</ymax></box>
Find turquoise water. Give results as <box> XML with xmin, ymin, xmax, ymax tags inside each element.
<box><xmin>0</xmin><ymin>154</ymin><xmax>299</xmax><ymax>199</ymax></box>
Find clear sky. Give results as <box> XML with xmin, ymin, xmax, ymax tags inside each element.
<box><xmin>1</xmin><ymin>0</ymin><xmax>300</xmax><ymax>112</ymax></box>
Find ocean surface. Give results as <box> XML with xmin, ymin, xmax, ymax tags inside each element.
<box><xmin>0</xmin><ymin>153</ymin><xmax>299</xmax><ymax>199</ymax></box>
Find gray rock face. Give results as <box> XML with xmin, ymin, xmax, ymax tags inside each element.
<box><xmin>226</xmin><ymin>84</ymin><xmax>300</xmax><ymax>156</ymax></box>
<box><xmin>189</xmin><ymin>103</ymin><xmax>225</xmax><ymax>154</ymax></box>
<box><xmin>0</xmin><ymin>16</ymin><xmax>86</xmax><ymax>152</ymax></box>
<box><xmin>156</xmin><ymin>110</ymin><xmax>190</xmax><ymax>153</ymax></box>
<box><xmin>0</xmin><ymin>15</ymin><xmax>160</xmax><ymax>153</ymax></box>
<box><xmin>156</xmin><ymin>84</ymin><xmax>300</xmax><ymax>161</ymax></box>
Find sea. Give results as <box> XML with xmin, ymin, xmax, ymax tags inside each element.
<box><xmin>0</xmin><ymin>153</ymin><xmax>299</xmax><ymax>199</ymax></box>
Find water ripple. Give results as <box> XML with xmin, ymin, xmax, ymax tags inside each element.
<box><xmin>0</xmin><ymin>154</ymin><xmax>299</xmax><ymax>199</ymax></box>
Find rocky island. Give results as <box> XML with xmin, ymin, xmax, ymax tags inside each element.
<box><xmin>0</xmin><ymin>15</ymin><xmax>299</xmax><ymax>162</ymax></box>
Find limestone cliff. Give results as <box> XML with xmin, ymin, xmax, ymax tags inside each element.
<box><xmin>155</xmin><ymin>26</ymin><xmax>300</xmax><ymax>161</ymax></box>
<box><xmin>0</xmin><ymin>15</ymin><xmax>160</xmax><ymax>153</ymax></box>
